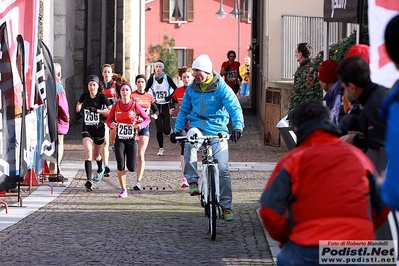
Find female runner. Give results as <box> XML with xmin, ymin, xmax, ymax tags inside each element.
<box><xmin>106</xmin><ymin>82</ymin><xmax>150</xmax><ymax>197</ymax></box>
<box><xmin>131</xmin><ymin>74</ymin><xmax>159</xmax><ymax>190</ymax></box>
<box><xmin>100</xmin><ymin>64</ymin><xmax>121</xmax><ymax>176</ymax></box>
<box><xmin>76</xmin><ymin>75</ymin><xmax>112</xmax><ymax>191</ymax></box>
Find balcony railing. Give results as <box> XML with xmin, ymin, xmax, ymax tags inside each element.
<box><xmin>281</xmin><ymin>14</ymin><xmax>357</xmax><ymax>80</ymax></box>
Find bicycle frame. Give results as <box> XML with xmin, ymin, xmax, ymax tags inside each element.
<box><xmin>199</xmin><ymin>139</ymin><xmax>220</xmax><ymax>212</ymax></box>
<box><xmin>176</xmin><ymin>132</ymin><xmax>228</xmax><ymax>240</ymax></box>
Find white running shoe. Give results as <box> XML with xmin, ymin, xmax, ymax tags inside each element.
<box><xmin>157</xmin><ymin>148</ymin><xmax>164</xmax><ymax>156</ymax></box>
<box><xmin>133</xmin><ymin>181</ymin><xmax>141</xmax><ymax>191</ymax></box>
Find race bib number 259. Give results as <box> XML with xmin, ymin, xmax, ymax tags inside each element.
<box><xmin>117</xmin><ymin>123</ymin><xmax>135</xmax><ymax>140</ymax></box>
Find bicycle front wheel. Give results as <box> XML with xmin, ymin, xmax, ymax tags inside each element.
<box><xmin>208</xmin><ymin>165</ymin><xmax>217</xmax><ymax>241</ymax></box>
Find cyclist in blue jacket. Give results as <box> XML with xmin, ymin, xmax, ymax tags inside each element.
<box><xmin>170</xmin><ymin>54</ymin><xmax>244</xmax><ymax>221</ymax></box>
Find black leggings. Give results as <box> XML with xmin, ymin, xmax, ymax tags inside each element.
<box><xmin>115</xmin><ymin>138</ymin><xmax>138</xmax><ymax>172</ymax></box>
<box><xmin>155</xmin><ymin>103</ymin><xmax>172</xmax><ymax>148</ymax></box>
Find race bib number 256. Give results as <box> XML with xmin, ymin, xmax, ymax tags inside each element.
<box><xmin>84</xmin><ymin>109</ymin><xmax>99</xmax><ymax>126</ymax></box>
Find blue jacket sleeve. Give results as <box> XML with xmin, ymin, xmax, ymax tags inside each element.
<box><xmin>381</xmin><ymin>102</ymin><xmax>399</xmax><ymax>211</ymax></box>
<box><xmin>220</xmin><ymin>82</ymin><xmax>244</xmax><ymax>131</ymax></box>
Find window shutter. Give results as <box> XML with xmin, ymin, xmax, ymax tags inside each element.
<box><xmin>163</xmin><ymin>0</ymin><xmax>170</xmax><ymax>22</ymax></box>
<box><xmin>187</xmin><ymin>0</ymin><xmax>194</xmax><ymax>22</ymax></box>
<box><xmin>186</xmin><ymin>49</ymin><xmax>194</xmax><ymax>66</ymax></box>
<box><xmin>175</xmin><ymin>50</ymin><xmax>179</xmax><ymax>69</ymax></box>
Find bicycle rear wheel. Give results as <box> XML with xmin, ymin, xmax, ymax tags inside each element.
<box><xmin>208</xmin><ymin>165</ymin><xmax>217</xmax><ymax>240</ymax></box>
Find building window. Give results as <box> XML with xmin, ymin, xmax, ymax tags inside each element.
<box><xmin>241</xmin><ymin>0</ymin><xmax>252</xmax><ymax>23</ymax></box>
<box><xmin>174</xmin><ymin>48</ymin><xmax>194</xmax><ymax>68</ymax></box>
<box><xmin>171</xmin><ymin>0</ymin><xmax>184</xmax><ymax>21</ymax></box>
<box><xmin>163</xmin><ymin>0</ymin><xmax>194</xmax><ymax>22</ymax></box>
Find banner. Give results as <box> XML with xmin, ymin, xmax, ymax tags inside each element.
<box><xmin>36</xmin><ymin>40</ymin><xmax>57</xmax><ymax>167</ymax></box>
<box><xmin>0</xmin><ymin>0</ymin><xmax>39</xmax><ymax>110</ymax></box>
<box><xmin>0</xmin><ymin>0</ymin><xmax>39</xmax><ymax>185</ymax></box>
<box><xmin>368</xmin><ymin>0</ymin><xmax>399</xmax><ymax>88</ymax></box>
<box><xmin>324</xmin><ymin>0</ymin><xmax>358</xmax><ymax>23</ymax></box>
<box><xmin>0</xmin><ymin>23</ymin><xmax>17</xmax><ymax>191</ymax></box>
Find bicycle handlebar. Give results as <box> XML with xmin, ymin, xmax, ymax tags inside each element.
<box><xmin>175</xmin><ymin>133</ymin><xmax>230</xmax><ymax>142</ymax></box>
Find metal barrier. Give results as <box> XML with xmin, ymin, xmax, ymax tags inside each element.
<box><xmin>281</xmin><ymin>15</ymin><xmax>357</xmax><ymax>80</ymax></box>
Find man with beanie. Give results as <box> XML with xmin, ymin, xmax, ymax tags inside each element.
<box><xmin>318</xmin><ymin>59</ymin><xmax>342</xmax><ymax>125</ymax></box>
<box><xmin>170</xmin><ymin>54</ymin><xmax>244</xmax><ymax>221</ymax></box>
<box><xmin>145</xmin><ymin>60</ymin><xmax>177</xmax><ymax>156</ymax></box>
<box><xmin>338</xmin><ymin>44</ymin><xmax>371</xmax><ymax>136</ymax></box>
<box><xmin>381</xmin><ymin>14</ymin><xmax>399</xmax><ymax>212</ymax></box>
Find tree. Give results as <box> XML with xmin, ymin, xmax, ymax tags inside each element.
<box><xmin>147</xmin><ymin>34</ymin><xmax>177</xmax><ymax>78</ymax></box>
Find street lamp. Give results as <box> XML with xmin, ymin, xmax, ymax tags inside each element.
<box><xmin>229</xmin><ymin>0</ymin><xmax>240</xmax><ymax>19</ymax></box>
<box><xmin>216</xmin><ymin>0</ymin><xmax>242</xmax><ymax>60</ymax></box>
<box><xmin>216</xmin><ymin>0</ymin><xmax>227</xmax><ymax>19</ymax></box>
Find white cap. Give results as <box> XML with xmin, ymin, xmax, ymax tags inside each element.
<box><xmin>192</xmin><ymin>54</ymin><xmax>213</xmax><ymax>74</ymax></box>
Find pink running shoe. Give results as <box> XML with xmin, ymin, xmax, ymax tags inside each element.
<box><xmin>181</xmin><ymin>177</ymin><xmax>189</xmax><ymax>188</ymax></box>
<box><xmin>118</xmin><ymin>189</ymin><xmax>128</xmax><ymax>198</ymax></box>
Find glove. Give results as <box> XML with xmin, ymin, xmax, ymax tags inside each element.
<box><xmin>75</xmin><ymin>112</ymin><xmax>83</xmax><ymax>120</ymax></box>
<box><xmin>88</xmin><ymin>106</ymin><xmax>97</xmax><ymax>113</ymax></box>
<box><xmin>170</xmin><ymin>131</ymin><xmax>182</xmax><ymax>144</ymax></box>
<box><xmin>230</xmin><ymin>130</ymin><xmax>242</xmax><ymax>143</ymax></box>
<box><xmin>225</xmin><ymin>65</ymin><xmax>231</xmax><ymax>71</ymax></box>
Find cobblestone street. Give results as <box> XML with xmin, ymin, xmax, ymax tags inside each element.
<box><xmin>0</xmin><ymin>110</ymin><xmax>287</xmax><ymax>265</ymax></box>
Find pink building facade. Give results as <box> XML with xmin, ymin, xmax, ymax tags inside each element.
<box><xmin>145</xmin><ymin>0</ymin><xmax>252</xmax><ymax>74</ymax></box>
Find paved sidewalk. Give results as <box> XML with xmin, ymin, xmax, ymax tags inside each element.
<box><xmin>0</xmin><ymin>113</ymin><xmax>286</xmax><ymax>265</ymax></box>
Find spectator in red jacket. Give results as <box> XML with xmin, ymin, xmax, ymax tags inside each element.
<box><xmin>259</xmin><ymin>100</ymin><xmax>388</xmax><ymax>266</ymax></box>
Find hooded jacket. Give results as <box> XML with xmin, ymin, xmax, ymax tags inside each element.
<box><xmin>56</xmin><ymin>82</ymin><xmax>70</xmax><ymax>135</ymax></box>
<box><xmin>259</xmin><ymin>119</ymin><xmax>388</xmax><ymax>246</ymax></box>
<box><xmin>174</xmin><ymin>72</ymin><xmax>244</xmax><ymax>135</ymax></box>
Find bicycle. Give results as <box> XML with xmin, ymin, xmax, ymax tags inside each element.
<box><xmin>176</xmin><ymin>131</ymin><xmax>229</xmax><ymax>240</ymax></box>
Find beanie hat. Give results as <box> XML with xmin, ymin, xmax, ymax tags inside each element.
<box><xmin>385</xmin><ymin>14</ymin><xmax>399</xmax><ymax>63</ymax></box>
<box><xmin>192</xmin><ymin>54</ymin><xmax>213</xmax><ymax>74</ymax></box>
<box><xmin>346</xmin><ymin>44</ymin><xmax>370</xmax><ymax>64</ymax></box>
<box><xmin>318</xmin><ymin>60</ymin><xmax>338</xmax><ymax>83</ymax></box>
